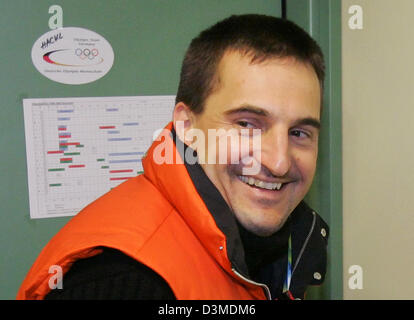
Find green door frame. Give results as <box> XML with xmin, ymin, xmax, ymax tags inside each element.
<box><xmin>286</xmin><ymin>0</ymin><xmax>343</xmax><ymax>300</ymax></box>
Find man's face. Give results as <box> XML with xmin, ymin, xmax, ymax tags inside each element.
<box><xmin>188</xmin><ymin>51</ymin><xmax>321</xmax><ymax>236</ymax></box>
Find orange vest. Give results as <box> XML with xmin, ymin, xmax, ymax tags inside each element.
<box><xmin>17</xmin><ymin>122</ymin><xmax>267</xmax><ymax>300</ymax></box>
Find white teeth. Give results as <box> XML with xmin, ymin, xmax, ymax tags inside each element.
<box><xmin>238</xmin><ymin>176</ymin><xmax>283</xmax><ymax>191</ymax></box>
<box><xmin>255</xmin><ymin>180</ymin><xmax>264</xmax><ymax>188</ymax></box>
<box><xmin>264</xmin><ymin>182</ymin><xmax>275</xmax><ymax>190</ymax></box>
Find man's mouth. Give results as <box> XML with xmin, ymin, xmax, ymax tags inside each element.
<box><xmin>237</xmin><ymin>175</ymin><xmax>284</xmax><ymax>191</ymax></box>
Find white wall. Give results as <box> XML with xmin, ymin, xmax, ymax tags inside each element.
<box><xmin>342</xmin><ymin>0</ymin><xmax>414</xmax><ymax>299</ymax></box>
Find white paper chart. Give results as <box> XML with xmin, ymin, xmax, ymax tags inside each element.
<box><xmin>23</xmin><ymin>96</ymin><xmax>175</xmax><ymax>219</ymax></box>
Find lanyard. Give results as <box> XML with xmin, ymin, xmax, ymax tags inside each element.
<box><xmin>282</xmin><ymin>234</ymin><xmax>293</xmax><ymax>295</ymax></box>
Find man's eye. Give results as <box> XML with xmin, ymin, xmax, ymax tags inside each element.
<box><xmin>290</xmin><ymin>129</ymin><xmax>309</xmax><ymax>138</ymax></box>
<box><xmin>237</xmin><ymin>120</ymin><xmax>255</xmax><ymax>128</ymax></box>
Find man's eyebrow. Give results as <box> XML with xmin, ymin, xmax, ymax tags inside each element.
<box><xmin>224</xmin><ymin>105</ymin><xmax>321</xmax><ymax>129</ymax></box>
<box><xmin>292</xmin><ymin>117</ymin><xmax>321</xmax><ymax>130</ymax></box>
<box><xmin>223</xmin><ymin>105</ymin><xmax>270</xmax><ymax>117</ymax></box>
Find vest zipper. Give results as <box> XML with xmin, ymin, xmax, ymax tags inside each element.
<box><xmin>231</xmin><ymin>210</ymin><xmax>316</xmax><ymax>300</ymax></box>
<box><xmin>231</xmin><ymin>268</ymin><xmax>272</xmax><ymax>300</ymax></box>
<box><xmin>291</xmin><ymin>210</ymin><xmax>316</xmax><ymax>276</ymax></box>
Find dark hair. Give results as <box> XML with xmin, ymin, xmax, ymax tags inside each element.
<box><xmin>175</xmin><ymin>14</ymin><xmax>325</xmax><ymax>114</ymax></box>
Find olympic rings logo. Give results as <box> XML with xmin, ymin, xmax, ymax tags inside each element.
<box><xmin>74</xmin><ymin>48</ymin><xmax>99</xmax><ymax>60</ymax></box>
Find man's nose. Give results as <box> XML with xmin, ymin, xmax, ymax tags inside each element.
<box><xmin>261</xmin><ymin>130</ymin><xmax>291</xmax><ymax>177</ymax></box>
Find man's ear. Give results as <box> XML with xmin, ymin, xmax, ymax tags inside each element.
<box><xmin>173</xmin><ymin>102</ymin><xmax>194</xmax><ymax>144</ymax></box>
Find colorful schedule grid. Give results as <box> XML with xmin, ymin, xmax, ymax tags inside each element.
<box><xmin>23</xmin><ymin>96</ymin><xmax>175</xmax><ymax>219</ymax></box>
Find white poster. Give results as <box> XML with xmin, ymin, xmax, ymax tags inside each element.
<box><xmin>31</xmin><ymin>27</ymin><xmax>114</xmax><ymax>85</ymax></box>
<box><xmin>23</xmin><ymin>96</ymin><xmax>175</xmax><ymax>219</ymax></box>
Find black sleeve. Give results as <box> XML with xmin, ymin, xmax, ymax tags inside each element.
<box><xmin>44</xmin><ymin>247</ymin><xmax>176</xmax><ymax>300</ymax></box>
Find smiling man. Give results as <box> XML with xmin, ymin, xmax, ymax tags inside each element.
<box><xmin>18</xmin><ymin>14</ymin><xmax>329</xmax><ymax>300</ymax></box>
<box><xmin>175</xmin><ymin>51</ymin><xmax>321</xmax><ymax>238</ymax></box>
